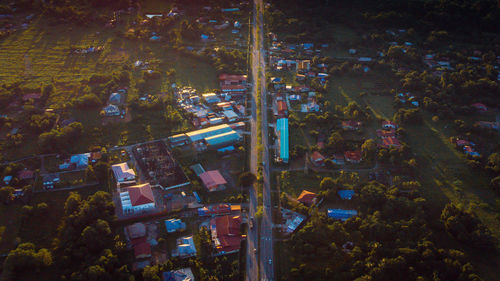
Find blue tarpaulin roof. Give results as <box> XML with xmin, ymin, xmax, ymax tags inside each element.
<box><xmin>328</xmin><ymin>209</ymin><xmax>357</xmax><ymax>221</ymax></box>
<box><xmin>338</xmin><ymin>190</ymin><xmax>355</xmax><ymax>200</ymax></box>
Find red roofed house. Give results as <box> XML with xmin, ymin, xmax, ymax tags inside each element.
<box><xmin>380</xmin><ymin>137</ymin><xmax>401</xmax><ymax>148</ymax></box>
<box><xmin>219</xmin><ymin>74</ymin><xmax>247</xmax><ymax>94</ymax></box>
<box><xmin>344</xmin><ymin>151</ymin><xmax>362</xmax><ymax>164</ymax></box>
<box><xmin>471</xmin><ymin>103</ymin><xmax>487</xmax><ymax>112</ymax></box>
<box><xmin>131</xmin><ymin>237</ymin><xmax>152</xmax><ymax>259</ymax></box>
<box><xmin>276</xmin><ymin>100</ymin><xmax>288</xmax><ymax>117</ymax></box>
<box><xmin>342</xmin><ymin>120</ymin><xmax>362</xmax><ymax>131</ymax></box>
<box><xmin>376</xmin><ymin>129</ymin><xmax>396</xmax><ymax>138</ymax></box>
<box><xmin>22</xmin><ymin>93</ymin><xmax>42</xmax><ymax>101</ymax></box>
<box><xmin>120</xmin><ymin>183</ymin><xmax>156</xmax><ymax>214</ymax></box>
<box><xmin>310</xmin><ymin>151</ymin><xmax>326</xmax><ymax>166</ymax></box>
<box><xmin>297</xmin><ymin>190</ymin><xmax>317</xmax><ymax>206</ymax></box>
<box><xmin>210</xmin><ymin>215</ymin><xmax>243</xmax><ymax>253</ymax></box>
<box><xmin>382</xmin><ymin>120</ymin><xmax>398</xmax><ymax>130</ymax></box>
<box><xmin>17</xmin><ymin>169</ymin><xmax>34</xmax><ymax>181</ymax></box>
<box><xmin>200</xmin><ymin>170</ymin><xmax>227</xmax><ymax>192</ymax></box>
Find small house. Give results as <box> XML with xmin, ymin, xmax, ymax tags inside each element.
<box><xmin>382</xmin><ymin>120</ymin><xmax>398</xmax><ymax>129</ymax></box>
<box><xmin>310</xmin><ymin>151</ymin><xmax>325</xmax><ymax>166</ymax></box>
<box><xmin>297</xmin><ymin>190</ymin><xmax>317</xmax><ymax>206</ymax></box>
<box><xmin>344</xmin><ymin>151</ymin><xmax>362</xmax><ymax>164</ymax></box>
<box><xmin>199</xmin><ymin>170</ymin><xmax>227</xmax><ymax>192</ymax></box>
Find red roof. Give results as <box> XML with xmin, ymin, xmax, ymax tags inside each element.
<box><xmin>18</xmin><ymin>169</ymin><xmax>34</xmax><ymax>180</ymax></box>
<box><xmin>127</xmin><ymin>183</ymin><xmax>155</xmax><ymax>206</ymax></box>
<box><xmin>200</xmin><ymin>170</ymin><xmax>227</xmax><ymax>190</ymax></box>
<box><xmin>376</xmin><ymin>129</ymin><xmax>396</xmax><ymax>138</ymax></box>
<box><xmin>297</xmin><ymin>190</ymin><xmax>317</xmax><ymax>206</ymax></box>
<box><xmin>311</xmin><ymin>151</ymin><xmax>325</xmax><ymax>162</ymax></box>
<box><xmin>212</xmin><ymin>215</ymin><xmax>242</xmax><ymax>252</ymax></box>
<box><xmin>132</xmin><ymin>238</ymin><xmax>151</xmax><ymax>258</ymax></box>
<box><xmin>277</xmin><ymin>100</ymin><xmax>287</xmax><ymax>114</ymax></box>
<box><xmin>344</xmin><ymin>151</ymin><xmax>362</xmax><ymax>162</ymax></box>
<box><xmin>218</xmin><ymin>74</ymin><xmax>247</xmax><ymax>81</ymax></box>
<box><xmin>381</xmin><ymin>137</ymin><xmax>401</xmax><ymax>148</ymax></box>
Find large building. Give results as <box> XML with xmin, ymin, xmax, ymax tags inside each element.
<box><xmin>120</xmin><ymin>183</ymin><xmax>156</xmax><ymax>214</ymax></box>
<box><xmin>204</xmin><ymin>131</ymin><xmax>241</xmax><ymax>147</ymax></box>
<box><xmin>185</xmin><ymin>124</ymin><xmax>233</xmax><ymax>142</ymax></box>
<box><xmin>276</xmin><ymin>118</ymin><xmax>289</xmax><ymax>163</ymax></box>
<box><xmin>199</xmin><ymin>170</ymin><xmax>227</xmax><ymax>192</ymax></box>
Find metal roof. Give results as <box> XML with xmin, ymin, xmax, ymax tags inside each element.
<box><xmin>277</xmin><ymin>118</ymin><xmax>289</xmax><ymax>162</ymax></box>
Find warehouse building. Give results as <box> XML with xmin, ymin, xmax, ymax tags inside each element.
<box><xmin>185</xmin><ymin>124</ymin><xmax>233</xmax><ymax>142</ymax></box>
<box><xmin>205</xmin><ymin>131</ymin><xmax>241</xmax><ymax>148</ymax></box>
<box><xmin>276</xmin><ymin>118</ymin><xmax>289</xmax><ymax>163</ymax></box>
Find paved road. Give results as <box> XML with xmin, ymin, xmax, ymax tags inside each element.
<box><xmin>253</xmin><ymin>0</ymin><xmax>275</xmax><ymax>280</ymax></box>
<box><xmin>246</xmin><ymin>1</ymin><xmax>260</xmax><ymax>280</ymax></box>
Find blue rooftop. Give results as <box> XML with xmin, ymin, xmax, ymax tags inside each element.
<box><xmin>328</xmin><ymin>209</ymin><xmax>357</xmax><ymax>221</ymax></box>
<box><xmin>277</xmin><ymin>118</ymin><xmax>289</xmax><ymax>163</ymax></box>
<box><xmin>338</xmin><ymin>190</ymin><xmax>355</xmax><ymax>200</ymax></box>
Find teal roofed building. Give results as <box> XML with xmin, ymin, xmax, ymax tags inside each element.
<box><xmin>276</xmin><ymin>118</ymin><xmax>289</xmax><ymax>163</ymax></box>
<box><xmin>205</xmin><ymin>131</ymin><xmax>241</xmax><ymax>147</ymax></box>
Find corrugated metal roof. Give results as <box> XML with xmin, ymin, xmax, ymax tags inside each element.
<box><xmin>205</xmin><ymin>131</ymin><xmax>240</xmax><ymax>146</ymax></box>
<box><xmin>186</xmin><ymin>124</ymin><xmax>232</xmax><ymax>142</ymax></box>
<box><xmin>277</xmin><ymin>118</ymin><xmax>289</xmax><ymax>162</ymax></box>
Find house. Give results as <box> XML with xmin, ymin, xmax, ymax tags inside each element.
<box><xmin>381</xmin><ymin>137</ymin><xmax>401</xmax><ymax>148</ymax></box>
<box><xmin>455</xmin><ymin>139</ymin><xmax>470</xmax><ymax>147</ymax></box>
<box><xmin>198</xmin><ymin>204</ymin><xmax>233</xmax><ymax>216</ymax></box>
<box><xmin>168</xmin><ymin>134</ymin><xmax>190</xmax><ymax>147</ymax></box>
<box><xmin>3</xmin><ymin>175</ymin><xmax>12</xmax><ymax>185</ymax></box>
<box><xmin>275</xmin><ymin>99</ymin><xmax>288</xmax><ymax>117</ymax></box>
<box><xmin>210</xmin><ymin>215</ymin><xmax>243</xmax><ymax>253</ymax></box>
<box><xmin>331</xmin><ymin>154</ymin><xmax>345</xmax><ymax>165</ymax></box>
<box><xmin>344</xmin><ymin>151</ymin><xmax>362</xmax><ymax>164</ymax></box>
<box><xmin>199</xmin><ymin>170</ymin><xmax>227</xmax><ymax>192</ymax></box>
<box><xmin>172</xmin><ymin>236</ymin><xmax>197</xmax><ymax>257</ymax></box>
<box><xmin>310</xmin><ymin>151</ymin><xmax>325</xmax><ymax>166</ymax></box>
<box><xmin>103</xmin><ymin>104</ymin><xmax>120</xmax><ymax>116</ymax></box>
<box><xmin>42</xmin><ymin>174</ymin><xmax>60</xmax><ymax>189</ymax></box>
<box><xmin>17</xmin><ymin>169</ymin><xmax>34</xmax><ymax>181</ymax></box>
<box><xmin>358</xmin><ymin>57</ymin><xmax>372</xmax><ymax>62</ymax></box>
<box><xmin>165</xmin><ymin>219</ymin><xmax>186</xmax><ymax>233</ymax></box>
<box><xmin>342</xmin><ymin>120</ymin><xmax>362</xmax><ymax>131</ymax></box>
<box><xmin>109</xmin><ymin>92</ymin><xmax>122</xmax><ymax>105</ymax></box>
<box><xmin>223</xmin><ymin>110</ymin><xmax>239</xmax><ymax>122</ymax></box>
<box><xmin>382</xmin><ymin>120</ymin><xmax>398</xmax><ymax>129</ymax></box>
<box><xmin>376</xmin><ymin>129</ymin><xmax>396</xmax><ymax>138</ymax></box>
<box><xmin>475</xmin><ymin>121</ymin><xmax>499</xmax><ymax>130</ymax></box>
<box><xmin>297</xmin><ymin>190</ymin><xmax>317</xmax><ymax>206</ymax></box>
<box><xmin>297</xmin><ymin>60</ymin><xmax>311</xmax><ymax>71</ymax></box>
<box><xmin>126</xmin><ymin>222</ymin><xmax>146</xmax><ymax>239</ymax></box>
<box><xmin>471</xmin><ymin>103</ymin><xmax>488</xmax><ymax>112</ymax></box>
<box><xmin>219</xmin><ymin>74</ymin><xmax>247</xmax><ymax>86</ymax></box>
<box><xmin>112</xmin><ymin>163</ymin><xmax>136</xmax><ymax>183</ymax></box>
<box><xmin>203</xmin><ymin>93</ymin><xmax>220</xmax><ymax>104</ymax></box>
<box><xmin>22</xmin><ymin>92</ymin><xmax>41</xmax><ymax>101</ymax></box>
<box><xmin>338</xmin><ymin>190</ymin><xmax>355</xmax><ymax>200</ymax></box>
<box><xmin>328</xmin><ymin>209</ymin><xmax>358</xmax><ymax>221</ymax></box>
<box><xmin>90</xmin><ymin>151</ymin><xmax>102</xmax><ymax>163</ymax></box>
<box><xmin>162</xmin><ymin>268</ymin><xmax>195</xmax><ymax>281</ymax></box>
<box><xmin>133</xmin><ymin>238</ymin><xmax>152</xmax><ymax>259</ymax></box>
<box><xmin>464</xmin><ymin>146</ymin><xmax>480</xmax><ymax>157</ymax></box>
<box><xmin>70</xmin><ymin>153</ymin><xmax>90</xmax><ymax>169</ymax></box>
<box><xmin>120</xmin><ymin>183</ymin><xmax>156</xmax><ymax>214</ymax></box>
<box><xmin>221</xmin><ymin>84</ymin><xmax>247</xmax><ymax>94</ymax></box>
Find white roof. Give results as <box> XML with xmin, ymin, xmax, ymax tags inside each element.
<box><xmin>112</xmin><ymin>163</ymin><xmax>136</xmax><ymax>181</ymax></box>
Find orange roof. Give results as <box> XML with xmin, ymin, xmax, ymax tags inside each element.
<box><xmin>277</xmin><ymin>100</ymin><xmax>287</xmax><ymax>113</ymax></box>
<box><xmin>376</xmin><ymin>129</ymin><xmax>396</xmax><ymax>138</ymax></box>
<box><xmin>381</xmin><ymin>137</ymin><xmax>401</xmax><ymax>147</ymax></box>
<box><xmin>127</xmin><ymin>183</ymin><xmax>155</xmax><ymax>206</ymax></box>
<box><xmin>344</xmin><ymin>151</ymin><xmax>362</xmax><ymax>161</ymax></box>
<box><xmin>311</xmin><ymin>151</ymin><xmax>325</xmax><ymax>162</ymax></box>
<box><xmin>297</xmin><ymin>190</ymin><xmax>317</xmax><ymax>206</ymax></box>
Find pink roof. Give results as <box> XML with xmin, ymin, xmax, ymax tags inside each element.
<box><xmin>456</xmin><ymin>140</ymin><xmax>469</xmax><ymax>146</ymax></box>
<box><xmin>218</xmin><ymin>74</ymin><xmax>247</xmax><ymax>81</ymax></box>
<box><xmin>127</xmin><ymin>183</ymin><xmax>155</xmax><ymax>206</ymax></box>
<box><xmin>22</xmin><ymin>93</ymin><xmax>41</xmax><ymax>101</ymax></box>
<box><xmin>18</xmin><ymin>169</ymin><xmax>34</xmax><ymax>180</ymax></box>
<box><xmin>200</xmin><ymin>170</ymin><xmax>227</xmax><ymax>189</ymax></box>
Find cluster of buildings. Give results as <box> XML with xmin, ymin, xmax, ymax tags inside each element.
<box><xmin>175</xmin><ymin>74</ymin><xmax>247</xmax><ymax>130</ymax></box>
<box><xmin>168</xmin><ymin>123</ymin><xmax>243</xmax><ymax>152</ymax></box>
